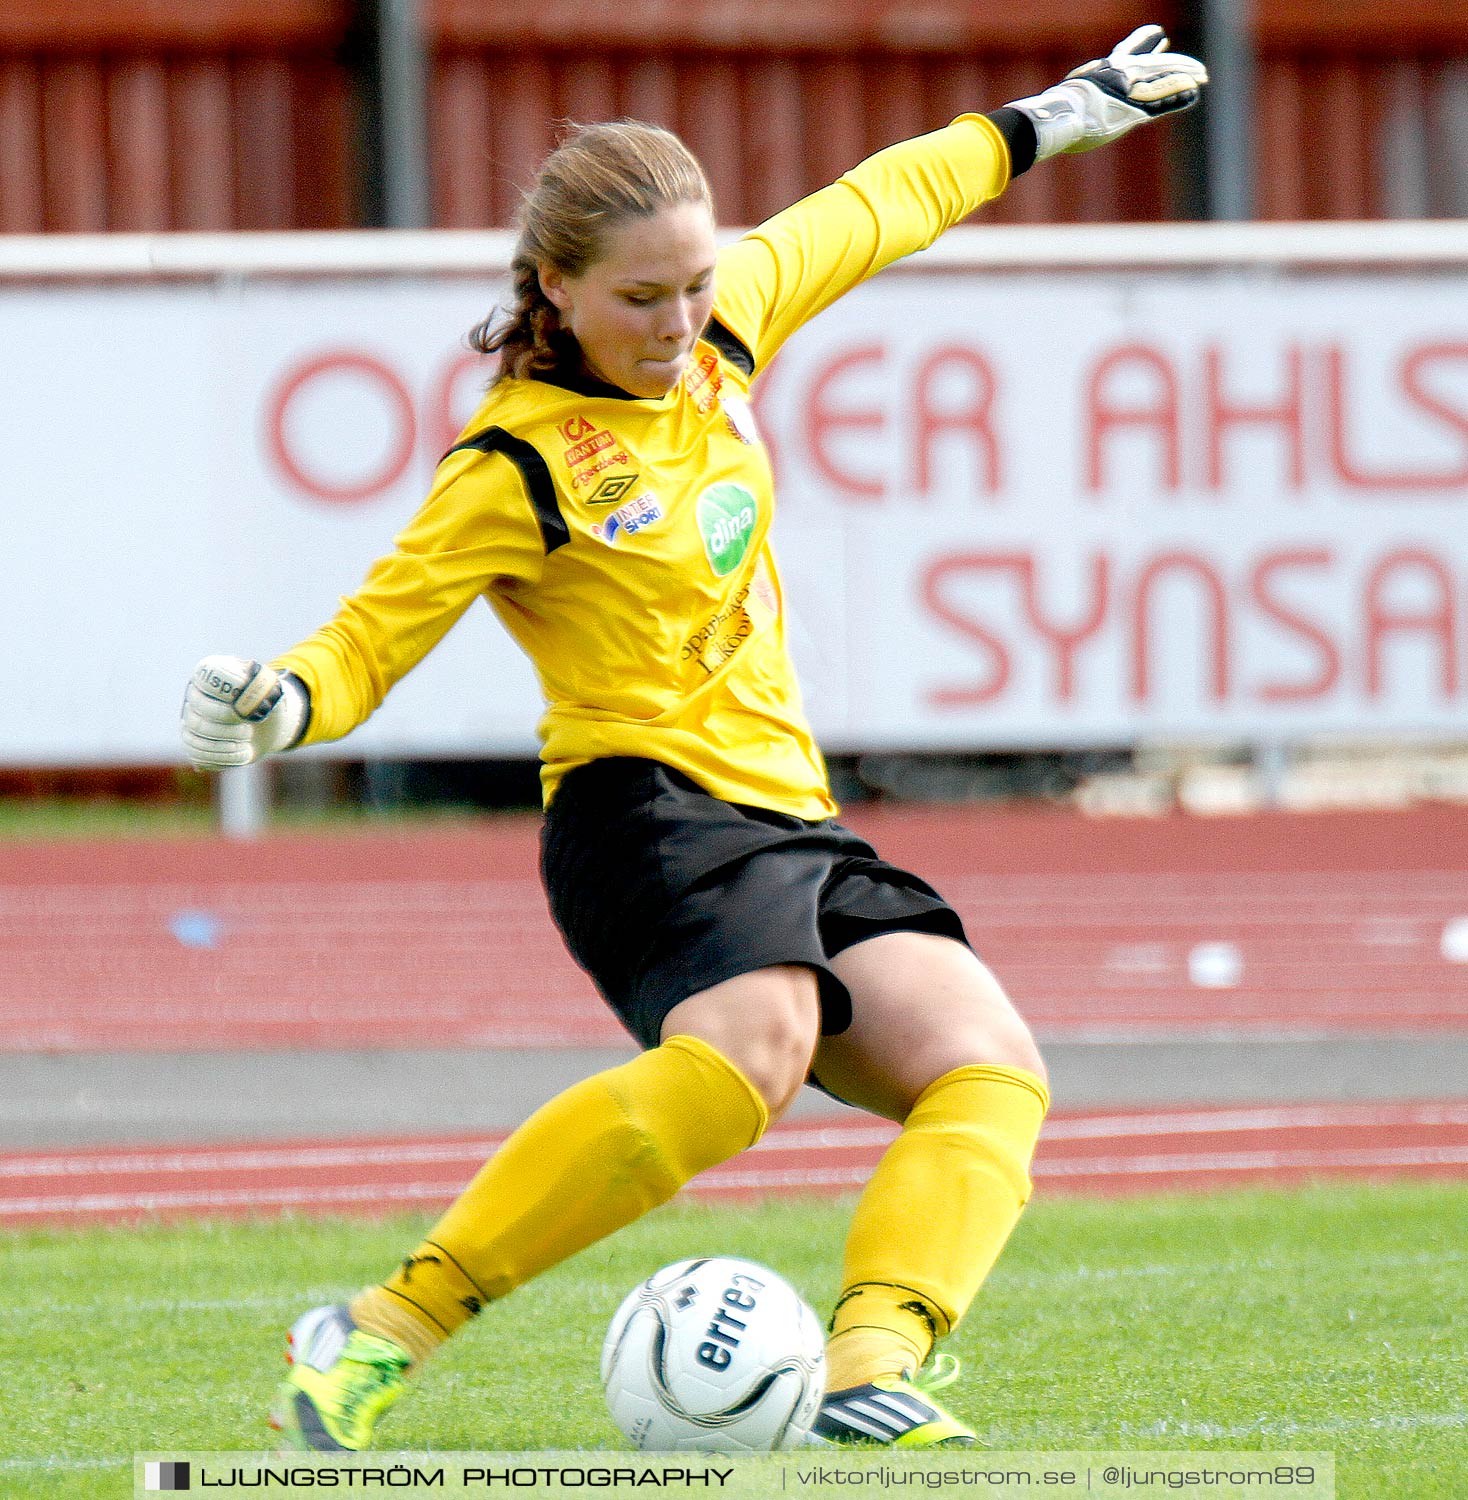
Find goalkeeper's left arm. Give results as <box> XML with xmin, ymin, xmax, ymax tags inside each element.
<box><xmin>712</xmin><ymin>23</ymin><xmax>1206</xmax><ymax>374</ymax></box>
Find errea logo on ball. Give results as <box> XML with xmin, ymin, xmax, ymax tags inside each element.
<box><xmin>697</xmin><ymin>483</ymin><xmax>758</xmax><ymax>577</ymax></box>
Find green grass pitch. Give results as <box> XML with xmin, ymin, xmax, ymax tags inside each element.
<box><xmin>2</xmin><ymin>1180</ymin><xmax>1463</xmax><ymax>1499</ymax></box>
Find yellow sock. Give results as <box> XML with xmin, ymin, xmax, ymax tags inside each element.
<box><xmin>825</xmin><ymin>1063</ymin><xmax>1049</xmax><ymax>1391</ymax></box>
<box><xmin>352</xmin><ymin>1035</ymin><xmax>768</xmax><ymax>1364</ymax></box>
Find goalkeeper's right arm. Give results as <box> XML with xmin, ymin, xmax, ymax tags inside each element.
<box><xmin>181</xmin><ymin>655</ymin><xmax>311</xmax><ymax>769</ymax></box>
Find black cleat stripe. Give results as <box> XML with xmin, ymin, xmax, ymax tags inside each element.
<box><xmin>293</xmin><ymin>1391</ymin><xmax>348</xmax><ymax>1451</ymax></box>
<box><xmin>828</xmin><ymin>1397</ymin><xmax>904</xmax><ymax>1432</ymax></box>
<box><xmin>866</xmin><ymin>1391</ymin><xmax>935</xmax><ymax>1424</ymax></box>
<box><xmin>815</xmin><ymin>1408</ymin><xmax>898</xmax><ymax>1442</ymax></box>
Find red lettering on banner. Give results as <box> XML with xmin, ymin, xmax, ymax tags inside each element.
<box><xmin>1204</xmin><ymin>344</ymin><xmax>1306</xmax><ymax>492</ymax></box>
<box><xmin>1402</xmin><ymin>343</ymin><xmax>1468</xmax><ymax>485</ymax></box>
<box><xmin>1077</xmin><ymin>339</ymin><xmax>1468</xmax><ymax>497</ymax></box>
<box><xmin>920</xmin><ymin>554</ymin><xmax>1017</xmax><ymax>705</ymax></box>
<box><xmin>1022</xmin><ymin>555</ymin><xmax>1111</xmax><ymax>702</ymax></box>
<box><xmin>1249</xmin><ymin>549</ymin><xmax>1342</xmax><ymax>701</ymax></box>
<box><xmin>266</xmin><ymin>351</ymin><xmax>417</xmax><ymax>504</ymax></box>
<box><xmin>919</xmin><ymin>553</ymin><xmax>1110</xmax><ymax>706</ymax></box>
<box><xmin>260</xmin><ymin>333</ymin><xmax>1468</xmax><ymax>512</ymax></box>
<box><xmin>805</xmin><ymin>343</ymin><xmax>886</xmax><ymax>500</ymax></box>
<box><xmin>264</xmin><ymin>345</ymin><xmax>497</xmax><ymax>504</ymax></box>
<box><xmin>919</xmin><ymin>544</ymin><xmax>1466</xmax><ymax>713</ymax></box>
<box><xmin>1086</xmin><ymin>344</ymin><xmax>1181</xmax><ymax>494</ymax></box>
<box><xmin>1131</xmin><ymin>552</ymin><xmax>1230</xmax><ymax>703</ymax></box>
<box><xmin>913</xmin><ymin>346</ymin><xmax>1001</xmax><ymax>497</ymax></box>
<box><xmin>1325</xmin><ymin>344</ymin><xmax>1468</xmax><ymax>492</ymax></box>
<box><xmin>1365</xmin><ymin>549</ymin><xmax>1459</xmax><ymax>698</ymax></box>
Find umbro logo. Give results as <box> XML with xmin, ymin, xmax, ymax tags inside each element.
<box><xmin>587</xmin><ymin>473</ymin><xmax>639</xmax><ymax>505</ymax></box>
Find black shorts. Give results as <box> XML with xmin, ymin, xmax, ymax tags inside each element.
<box><xmin>540</xmin><ymin>757</ymin><xmax>970</xmax><ymax>1050</ymax></box>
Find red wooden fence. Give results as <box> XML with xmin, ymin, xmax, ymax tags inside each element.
<box><xmin>0</xmin><ymin>3</ymin><xmax>1464</xmax><ymax>230</ymax></box>
<box><xmin>0</xmin><ymin>0</ymin><xmax>356</xmax><ymax>233</ymax></box>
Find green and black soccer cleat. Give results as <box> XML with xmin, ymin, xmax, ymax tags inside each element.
<box><xmin>812</xmin><ymin>1353</ymin><xmax>979</xmax><ymax>1448</ymax></box>
<box><xmin>270</xmin><ymin>1305</ymin><xmax>411</xmax><ymax>1451</ymax></box>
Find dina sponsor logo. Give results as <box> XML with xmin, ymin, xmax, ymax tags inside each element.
<box><xmin>696</xmin><ymin>483</ymin><xmax>758</xmax><ymax>577</ymax></box>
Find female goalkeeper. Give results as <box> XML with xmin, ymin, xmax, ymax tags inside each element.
<box><xmin>182</xmin><ymin>26</ymin><xmax>1204</xmax><ymax>1452</ymax></box>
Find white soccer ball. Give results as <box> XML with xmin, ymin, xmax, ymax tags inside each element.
<box><xmin>601</xmin><ymin>1256</ymin><xmax>827</xmax><ymax>1452</ymax></box>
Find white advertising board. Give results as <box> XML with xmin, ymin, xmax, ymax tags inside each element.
<box><xmin>2</xmin><ymin>231</ymin><xmax>1466</xmax><ymax>764</ymax></box>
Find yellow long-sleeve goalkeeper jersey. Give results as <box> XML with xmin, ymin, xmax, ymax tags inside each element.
<box><xmin>275</xmin><ymin>114</ymin><xmax>1013</xmax><ymax>818</ymax></box>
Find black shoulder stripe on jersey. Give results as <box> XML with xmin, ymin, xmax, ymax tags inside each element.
<box><xmin>703</xmin><ymin>318</ymin><xmax>756</xmax><ymax>378</ymax></box>
<box><xmin>444</xmin><ymin>426</ymin><xmax>569</xmax><ymax>555</ymax></box>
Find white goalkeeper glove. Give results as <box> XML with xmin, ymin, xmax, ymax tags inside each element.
<box><xmin>180</xmin><ymin>655</ymin><xmax>309</xmax><ymax>769</ymax></box>
<box><xmin>1008</xmin><ymin>25</ymin><xmax>1208</xmax><ymax>160</ymax></box>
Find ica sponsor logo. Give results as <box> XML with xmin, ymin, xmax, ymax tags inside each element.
<box><xmin>592</xmin><ymin>493</ymin><xmax>664</xmax><ymax>546</ymax></box>
<box><xmin>696</xmin><ymin>482</ymin><xmax>758</xmax><ymax>577</ymax></box>
<box><xmin>565</xmin><ymin>430</ymin><xmax>616</xmax><ymax>467</ymax></box>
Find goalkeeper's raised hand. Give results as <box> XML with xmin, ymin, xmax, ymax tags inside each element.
<box><xmin>1008</xmin><ymin>25</ymin><xmax>1208</xmax><ymax>160</ymax></box>
<box><xmin>181</xmin><ymin>655</ymin><xmax>310</xmax><ymax>769</ymax></box>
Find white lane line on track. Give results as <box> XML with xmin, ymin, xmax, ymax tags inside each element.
<box><xmin>1042</xmin><ymin>1102</ymin><xmax>1468</xmax><ymax>1137</ymax></box>
<box><xmin>5</xmin><ymin>1102</ymin><xmax>1467</xmax><ymax>1181</ymax></box>
<box><xmin>1035</xmin><ymin>1145</ymin><xmax>1468</xmax><ymax>1176</ymax></box>
<box><xmin>0</xmin><ymin>1140</ymin><xmax>507</xmax><ymax>1179</ymax></box>
<box><xmin>773</xmin><ymin>1103</ymin><xmax>1468</xmax><ymax>1151</ymax></box>
<box><xmin>0</xmin><ymin>1180</ymin><xmax>469</xmax><ymax>1216</ymax></box>
<box><xmin>5</xmin><ymin>1144</ymin><xmax>1468</xmax><ymax>1216</ymax></box>
<box><xmin>710</xmin><ymin>1145</ymin><xmax>1468</xmax><ymax>1189</ymax></box>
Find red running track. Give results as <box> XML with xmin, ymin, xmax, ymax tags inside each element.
<box><xmin>3</xmin><ymin>805</ymin><xmax>1466</xmax><ymax>1051</ymax></box>
<box><xmin>3</xmin><ymin>1102</ymin><xmax>1467</xmax><ymax>1227</ymax></box>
